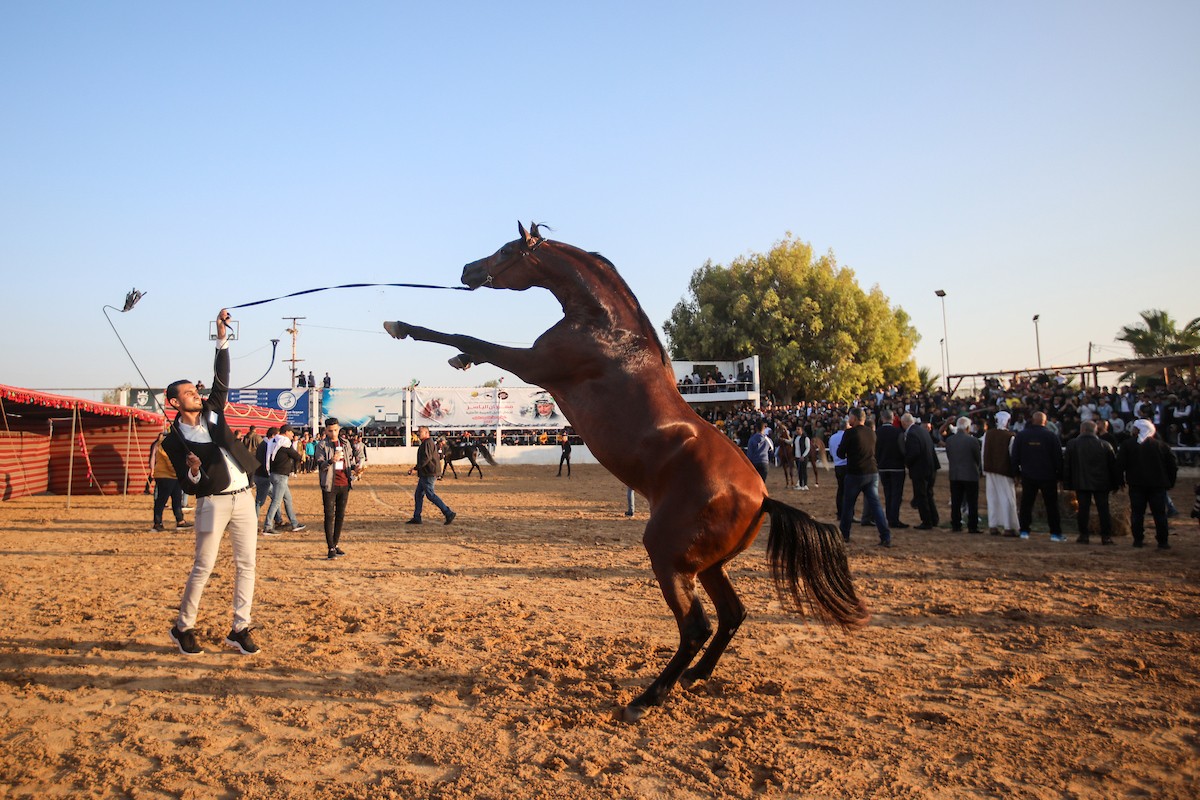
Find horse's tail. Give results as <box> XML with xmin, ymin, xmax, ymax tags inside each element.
<box><xmin>763</xmin><ymin>497</ymin><xmax>870</xmax><ymax>631</ymax></box>
<box><xmin>477</xmin><ymin>445</ymin><xmax>497</xmax><ymax>465</ymax></box>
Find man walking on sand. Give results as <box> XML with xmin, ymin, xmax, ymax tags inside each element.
<box><xmin>406</xmin><ymin>426</ymin><xmax>456</xmax><ymax>525</ymax></box>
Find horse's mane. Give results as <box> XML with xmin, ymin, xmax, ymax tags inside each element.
<box><xmin>586</xmin><ymin>250</ymin><xmax>669</xmax><ymax>367</ymax></box>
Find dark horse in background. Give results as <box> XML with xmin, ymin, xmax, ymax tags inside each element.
<box><xmin>438</xmin><ymin>437</ymin><xmax>496</xmax><ymax>479</ymax></box>
<box><xmin>385</xmin><ymin>222</ymin><xmax>868</xmax><ymax>721</ymax></box>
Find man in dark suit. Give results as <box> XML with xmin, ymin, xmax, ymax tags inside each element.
<box><xmin>162</xmin><ymin>309</ymin><xmax>263</xmax><ymax>657</ymax></box>
<box><xmin>874</xmin><ymin>409</ymin><xmax>908</xmax><ymax>529</ymax></box>
<box><xmin>1012</xmin><ymin>411</ymin><xmax>1064</xmax><ymax>541</ymax></box>
<box><xmin>901</xmin><ymin>413</ymin><xmax>939</xmax><ymax>529</ymax></box>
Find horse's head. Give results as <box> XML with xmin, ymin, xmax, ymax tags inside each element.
<box><xmin>461</xmin><ymin>221</ymin><xmax>549</xmax><ymax>291</ymax></box>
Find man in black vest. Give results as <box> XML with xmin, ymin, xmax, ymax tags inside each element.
<box><xmin>161</xmin><ymin>309</ymin><xmax>263</xmax><ymax>656</ymax></box>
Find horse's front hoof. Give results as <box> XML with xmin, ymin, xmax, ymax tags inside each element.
<box><xmin>448</xmin><ymin>354</ymin><xmax>472</xmax><ymax>370</ymax></box>
<box><xmin>621</xmin><ymin>703</ymin><xmax>649</xmax><ymax>724</ymax></box>
<box><xmin>383</xmin><ymin>321</ymin><xmax>409</xmax><ymax>340</ymax></box>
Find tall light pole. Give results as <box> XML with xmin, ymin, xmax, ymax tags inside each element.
<box><xmin>939</xmin><ymin>338</ymin><xmax>946</xmax><ymax>388</ymax></box>
<box><xmin>935</xmin><ymin>289</ymin><xmax>949</xmax><ymax>392</ymax></box>
<box><xmin>1032</xmin><ymin>314</ymin><xmax>1042</xmax><ymax>370</ymax></box>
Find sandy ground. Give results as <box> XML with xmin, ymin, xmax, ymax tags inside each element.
<box><xmin>1</xmin><ymin>463</ymin><xmax>1198</xmax><ymax>799</ymax></box>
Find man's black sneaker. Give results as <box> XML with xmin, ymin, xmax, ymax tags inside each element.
<box><xmin>327</xmin><ymin>548</ymin><xmax>340</xmax><ymax>560</ymax></box>
<box><xmin>444</xmin><ymin>511</ymin><xmax>457</xmax><ymax>526</ymax></box>
<box><xmin>291</xmin><ymin>523</ymin><xmax>307</xmax><ymax>532</ymax></box>
<box><xmin>176</xmin><ymin>520</ymin><xmax>193</xmax><ymax>529</ymax></box>
<box><xmin>262</xmin><ymin>529</ymin><xmax>282</xmax><ymax>537</ymax></box>
<box><xmin>170</xmin><ymin>625</ymin><xmax>203</xmax><ymax>655</ymax></box>
<box><xmin>405</xmin><ymin>518</ymin><xmax>422</xmax><ymax>525</ymax></box>
<box><xmin>224</xmin><ymin>627</ymin><xmax>260</xmax><ymax>655</ymax></box>
<box><xmin>151</xmin><ymin>524</ymin><xmax>166</xmax><ymax>532</ymax></box>
<box><xmin>334</xmin><ymin>547</ymin><xmax>345</xmax><ymax>555</ymax></box>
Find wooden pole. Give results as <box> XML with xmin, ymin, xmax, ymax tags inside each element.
<box><xmin>123</xmin><ymin>415</ymin><xmax>133</xmax><ymax>495</ymax></box>
<box><xmin>66</xmin><ymin>406</ymin><xmax>78</xmax><ymax>511</ymax></box>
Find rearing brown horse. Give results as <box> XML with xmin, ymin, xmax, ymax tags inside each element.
<box><xmin>384</xmin><ymin>222</ymin><xmax>868</xmax><ymax>721</ymax></box>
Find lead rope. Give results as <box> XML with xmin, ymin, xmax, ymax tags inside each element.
<box><xmin>229</xmin><ymin>281</ymin><xmax>470</xmax><ymax>310</ymax></box>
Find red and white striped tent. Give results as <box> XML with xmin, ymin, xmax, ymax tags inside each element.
<box><xmin>0</xmin><ymin>384</ymin><xmax>284</xmax><ymax>501</ymax></box>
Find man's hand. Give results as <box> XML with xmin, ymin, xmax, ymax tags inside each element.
<box><xmin>216</xmin><ymin>308</ymin><xmax>232</xmax><ymax>339</ymax></box>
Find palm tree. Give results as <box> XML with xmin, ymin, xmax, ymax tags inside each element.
<box><xmin>916</xmin><ymin>366</ymin><xmax>940</xmax><ymax>394</ymax></box>
<box><xmin>1115</xmin><ymin>309</ymin><xmax>1200</xmax><ymax>382</ymax></box>
<box><xmin>1116</xmin><ymin>310</ymin><xmax>1200</xmax><ymax>356</ymax></box>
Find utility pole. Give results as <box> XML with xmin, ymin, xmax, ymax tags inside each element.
<box><xmin>282</xmin><ymin>317</ymin><xmax>306</xmax><ymax>388</ymax></box>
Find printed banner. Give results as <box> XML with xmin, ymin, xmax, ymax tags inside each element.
<box><xmin>126</xmin><ymin>387</ymin><xmax>163</xmax><ymax>413</ymax></box>
<box><xmin>320</xmin><ymin>388</ymin><xmax>409</xmax><ymax>429</ymax></box>
<box><xmin>131</xmin><ymin>387</ymin><xmax>310</xmax><ymax>426</ymax></box>
<box><xmin>411</xmin><ymin>387</ymin><xmax>568</xmax><ymax>428</ymax></box>
<box><xmin>227</xmin><ymin>388</ymin><xmax>311</xmax><ymax>426</ymax></box>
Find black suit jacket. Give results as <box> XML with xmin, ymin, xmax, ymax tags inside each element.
<box><xmin>903</xmin><ymin>424</ymin><xmax>938</xmax><ymax>478</ymax></box>
<box><xmin>162</xmin><ymin>346</ymin><xmax>260</xmax><ymax>496</ymax></box>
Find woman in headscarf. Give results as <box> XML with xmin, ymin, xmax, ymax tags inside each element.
<box><xmin>982</xmin><ymin>410</ymin><xmax>1019</xmax><ymax>536</ymax></box>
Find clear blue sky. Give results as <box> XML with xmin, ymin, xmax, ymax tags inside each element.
<box><xmin>2</xmin><ymin>2</ymin><xmax>1197</xmax><ymax>395</ymax></box>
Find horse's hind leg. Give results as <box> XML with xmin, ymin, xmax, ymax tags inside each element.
<box><xmin>624</xmin><ymin>565</ymin><xmax>712</xmax><ymax>723</ymax></box>
<box><xmin>682</xmin><ymin>565</ymin><xmax>747</xmax><ymax>685</ymax></box>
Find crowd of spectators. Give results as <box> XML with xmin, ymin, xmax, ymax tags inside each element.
<box><xmin>697</xmin><ymin>373</ymin><xmax>1199</xmax><ymax>465</ymax></box>
<box><xmin>358</xmin><ymin>426</ymin><xmax>581</xmax><ymax>448</ymax></box>
<box><xmin>677</xmin><ymin>364</ymin><xmax>756</xmax><ymax>394</ymax></box>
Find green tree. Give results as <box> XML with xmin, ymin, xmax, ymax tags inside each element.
<box><xmin>1116</xmin><ymin>309</ymin><xmax>1200</xmax><ymax>358</ymax></box>
<box><xmin>664</xmin><ymin>235</ymin><xmax>919</xmax><ymax>403</ymax></box>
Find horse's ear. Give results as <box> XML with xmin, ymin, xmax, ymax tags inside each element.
<box><xmin>530</xmin><ymin>221</ymin><xmax>541</xmax><ymax>239</ymax></box>
<box><xmin>518</xmin><ymin>221</ymin><xmax>530</xmax><ymax>243</ymax></box>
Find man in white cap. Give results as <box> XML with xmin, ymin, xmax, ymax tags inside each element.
<box><xmin>1117</xmin><ymin>419</ymin><xmax>1178</xmax><ymax>549</ymax></box>
<box><xmin>982</xmin><ymin>411</ymin><xmax>1019</xmax><ymax>536</ymax></box>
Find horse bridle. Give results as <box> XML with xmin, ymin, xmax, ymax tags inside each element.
<box><xmin>483</xmin><ymin>236</ymin><xmax>547</xmax><ymax>287</ymax></box>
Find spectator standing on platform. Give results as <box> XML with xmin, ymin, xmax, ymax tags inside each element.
<box><xmin>943</xmin><ymin>416</ymin><xmax>982</xmax><ymax>533</ymax></box>
<box><xmin>323</xmin><ymin>372</ymin><xmax>332</xmax><ymax>388</ymax></box>
<box><xmin>1012</xmin><ymin>411</ymin><xmax>1064</xmax><ymax>541</ymax></box>
<box><xmin>1063</xmin><ymin>419</ymin><xmax>1120</xmax><ymax>545</ymax></box>
<box><xmin>297</xmin><ymin>372</ymin><xmax>307</xmax><ymax>388</ymax></box>
<box><xmin>1117</xmin><ymin>419</ymin><xmax>1178</xmax><ymax>549</ymax></box>
<box><xmin>307</xmin><ymin>371</ymin><xmax>316</xmax><ymax>388</ymax></box>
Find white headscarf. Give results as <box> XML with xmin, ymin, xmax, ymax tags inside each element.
<box><xmin>264</xmin><ymin>431</ymin><xmax>291</xmax><ymax>470</ymax></box>
<box><xmin>1132</xmin><ymin>419</ymin><xmax>1156</xmax><ymax>444</ymax></box>
<box><xmin>995</xmin><ymin>411</ymin><xmax>1011</xmax><ymax>430</ymax></box>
